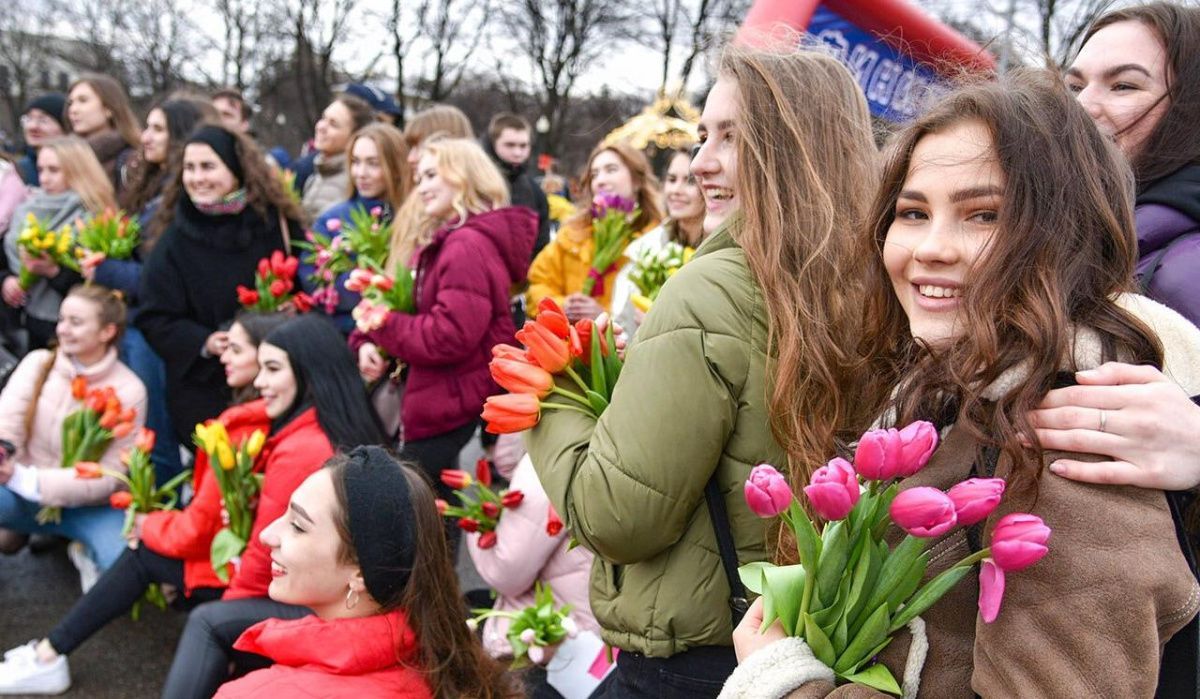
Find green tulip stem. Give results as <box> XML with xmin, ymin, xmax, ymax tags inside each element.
<box><xmin>954</xmin><ymin>547</ymin><xmax>991</xmax><ymax>569</ymax></box>
<box><xmin>799</xmin><ymin>568</ymin><xmax>815</xmax><ymax>625</ymax></box>
<box><xmin>539</xmin><ymin>402</ymin><xmax>597</xmax><ymax>418</ymax></box>
<box><xmin>563</xmin><ymin>365</ymin><xmax>593</xmax><ymax>397</ymax></box>
<box><xmin>550</xmin><ymin>385</ymin><xmax>596</xmax><ymax>409</ymax></box>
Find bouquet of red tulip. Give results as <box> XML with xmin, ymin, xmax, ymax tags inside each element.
<box><xmin>194</xmin><ymin>424</ymin><xmax>267</xmax><ymax>582</ymax></box>
<box><xmin>468</xmin><ymin>582</ymin><xmax>579</xmax><ymax>668</ymax></box>
<box><xmin>437</xmin><ymin>459</ymin><xmax>524</xmax><ymax>549</ymax></box>
<box><xmin>75</xmin><ymin>428</ymin><xmax>192</xmax><ymax>620</ymax></box>
<box><xmin>237</xmin><ymin>251</ymin><xmax>313</xmax><ymax>313</ymax></box>
<box><xmin>582</xmin><ymin>194</ymin><xmax>640</xmax><ymax>297</ymax></box>
<box><xmin>73</xmin><ymin>208</ymin><xmax>141</xmax><ymax>268</ymax></box>
<box><xmin>346</xmin><ymin>261</ymin><xmax>415</xmax><ymax>333</ymax></box>
<box><xmin>740</xmin><ymin>421</ymin><xmax>1051</xmax><ymax>695</ymax></box>
<box><xmin>482</xmin><ymin>298</ymin><xmax>623</xmax><ymax>433</ymax></box>
<box><xmin>37</xmin><ymin>377</ymin><xmax>137</xmax><ymax>524</ymax></box>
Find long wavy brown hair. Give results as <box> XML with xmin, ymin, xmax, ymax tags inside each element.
<box><xmin>344</xmin><ymin>122</ymin><xmax>413</xmax><ymax>205</ymax></box>
<box><xmin>152</xmin><ymin>125</ymin><xmax>305</xmax><ymax>247</ymax></box>
<box><xmin>859</xmin><ymin>70</ymin><xmax>1163</xmax><ymax>491</ymax></box>
<box><xmin>718</xmin><ymin>45</ymin><xmax>879</xmax><ymax>493</ymax></box>
<box><xmin>1078</xmin><ymin>2</ymin><xmax>1200</xmax><ymax>191</ymax></box>
<box><xmin>562</xmin><ymin>141</ymin><xmax>664</xmax><ymax>238</ymax></box>
<box><xmin>327</xmin><ymin>455</ymin><xmax>517</xmax><ymax>699</ymax></box>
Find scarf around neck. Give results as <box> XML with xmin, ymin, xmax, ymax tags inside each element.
<box><xmin>193</xmin><ymin>188</ymin><xmax>248</xmax><ymax>216</ymax></box>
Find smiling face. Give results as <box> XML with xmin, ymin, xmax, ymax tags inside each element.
<box><xmin>141</xmin><ymin>108</ymin><xmax>170</xmax><ymax>165</ymax></box>
<box><xmin>588</xmin><ymin>150</ymin><xmax>635</xmax><ymax>201</ymax></box>
<box><xmin>314</xmin><ymin>101</ymin><xmax>355</xmax><ymax>156</ymax></box>
<box><xmin>883</xmin><ymin>120</ymin><xmax>1003</xmax><ymax>347</ymax></box>
<box><xmin>220</xmin><ymin>322</ymin><xmax>259</xmax><ymax>389</ymax></box>
<box><xmin>414</xmin><ymin>152</ymin><xmax>458</xmax><ymax>220</ymax></box>
<box><xmin>67</xmin><ymin>82</ymin><xmax>111</xmax><ymax>137</ymax></box>
<box><xmin>37</xmin><ymin>148</ymin><xmax>67</xmax><ymax>194</ymax></box>
<box><xmin>260</xmin><ymin>469</ymin><xmax>370</xmax><ymax>619</ymax></box>
<box><xmin>253</xmin><ymin>342</ymin><xmax>298</xmax><ymax>419</ymax></box>
<box><xmin>692</xmin><ymin>77</ymin><xmax>739</xmax><ymax>234</ymax></box>
<box><xmin>56</xmin><ymin>295</ymin><xmax>117</xmax><ymax>364</ymax></box>
<box><xmin>350</xmin><ymin>136</ymin><xmax>385</xmax><ymax>199</ymax></box>
<box><xmin>182</xmin><ymin>143</ymin><xmax>239</xmax><ymax>206</ymax></box>
<box><xmin>663</xmin><ymin>151</ymin><xmax>704</xmax><ymax>229</ymax></box>
<box><xmin>1066</xmin><ymin>20</ymin><xmax>1170</xmax><ymax>159</ymax></box>
<box><xmin>23</xmin><ymin>109</ymin><xmax>64</xmax><ymax>148</ymax></box>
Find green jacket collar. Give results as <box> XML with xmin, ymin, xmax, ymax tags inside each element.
<box><xmin>694</xmin><ymin>212</ymin><xmax>742</xmax><ymax>258</ymax></box>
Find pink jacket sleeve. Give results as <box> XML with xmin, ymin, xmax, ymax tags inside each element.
<box><xmin>0</xmin><ymin>352</ymin><xmax>47</xmax><ymax>449</ymax></box>
<box><xmin>467</xmin><ymin>457</ymin><xmax>567</xmax><ymax>598</ymax></box>
<box><xmin>0</xmin><ymin>166</ymin><xmax>29</xmax><ymax>237</ymax></box>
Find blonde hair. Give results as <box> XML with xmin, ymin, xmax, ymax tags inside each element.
<box><xmin>41</xmin><ymin>136</ymin><xmax>116</xmax><ymax>213</ymax></box>
<box><xmin>345</xmin><ymin>123</ymin><xmax>412</xmax><ymax>207</ymax></box>
<box><xmin>402</xmin><ymin>105</ymin><xmax>474</xmax><ymax>149</ymax></box>
<box><xmin>388</xmin><ymin>138</ymin><xmax>508</xmax><ymax>265</ymax></box>
<box><xmin>717</xmin><ymin>45</ymin><xmax>879</xmax><ymax>499</ymax></box>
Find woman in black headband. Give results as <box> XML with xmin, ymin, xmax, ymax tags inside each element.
<box><xmin>213</xmin><ymin>446</ymin><xmax>515</xmax><ymax>698</ymax></box>
<box><xmin>135</xmin><ymin>124</ymin><xmax>304</xmax><ymax>444</ymax></box>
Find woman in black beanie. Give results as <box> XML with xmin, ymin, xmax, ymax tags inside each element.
<box><xmin>15</xmin><ymin>93</ymin><xmax>66</xmax><ymax>186</ymax></box>
<box><xmin>213</xmin><ymin>447</ymin><xmax>517</xmax><ymax>699</ymax></box>
<box><xmin>136</xmin><ymin>124</ymin><xmax>303</xmax><ymax>443</ymax></box>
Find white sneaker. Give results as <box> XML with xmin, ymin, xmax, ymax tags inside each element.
<box><xmin>66</xmin><ymin>542</ymin><xmax>100</xmax><ymax>594</ymax></box>
<box><xmin>0</xmin><ymin>642</ymin><xmax>70</xmax><ymax>695</ymax></box>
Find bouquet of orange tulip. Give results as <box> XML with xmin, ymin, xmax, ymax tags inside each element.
<box><xmin>482</xmin><ymin>298</ymin><xmax>623</xmax><ymax>434</ymax></box>
<box><xmin>237</xmin><ymin>251</ymin><xmax>313</xmax><ymax>313</ymax></box>
<box><xmin>73</xmin><ymin>208</ymin><xmax>141</xmax><ymax>268</ymax></box>
<box><xmin>194</xmin><ymin>424</ymin><xmax>267</xmax><ymax>582</ymax></box>
<box><xmin>36</xmin><ymin>377</ymin><xmax>137</xmax><ymax>524</ymax></box>
<box><xmin>436</xmin><ymin>459</ymin><xmax>525</xmax><ymax>549</ymax></box>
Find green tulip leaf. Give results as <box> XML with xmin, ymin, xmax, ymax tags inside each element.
<box><xmin>803</xmin><ymin>613</ymin><xmax>837</xmax><ymax>667</ymax></box>
<box><xmin>832</xmin><ymin>609</ymin><xmax>850</xmax><ymax>656</ymax></box>
<box><xmin>886</xmin><ymin>552</ymin><xmax>929</xmax><ymax>612</ymax></box>
<box><xmin>585</xmin><ymin>390</ymin><xmax>610</xmax><ymax>414</ymax></box>
<box><xmin>856</xmin><ymin>535</ymin><xmax>925</xmax><ymax>630</ymax></box>
<box><xmin>836</xmin><ymin>602</ymin><xmax>890</xmax><ymax>674</ymax></box>
<box><xmin>817</xmin><ymin>521</ymin><xmax>850</xmax><ymax>604</ymax></box>
<box><xmin>763</xmin><ymin>564</ymin><xmax>807</xmax><ymax>636</ymax></box>
<box><xmin>210</xmin><ymin>527</ymin><xmax>247</xmax><ymax>584</ymax></box>
<box><xmin>738</xmin><ymin>561</ymin><xmax>772</xmax><ymax>595</ymax></box>
<box><xmin>789</xmin><ymin>503</ymin><xmax>822</xmax><ymax>573</ymax></box>
<box><xmin>590</xmin><ymin>325</ymin><xmax>607</xmax><ymax>395</ymax></box>
<box><xmin>889</xmin><ymin>564</ymin><xmax>972</xmax><ymax>632</ymax></box>
<box><xmin>841</xmin><ymin>663</ymin><xmax>902</xmax><ymax>696</ymax></box>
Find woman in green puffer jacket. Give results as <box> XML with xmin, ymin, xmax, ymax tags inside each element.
<box><xmin>524</xmin><ymin>44</ymin><xmax>879</xmax><ymax>698</ymax></box>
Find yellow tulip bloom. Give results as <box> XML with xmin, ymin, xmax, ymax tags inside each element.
<box><xmin>244</xmin><ymin>430</ymin><xmax>267</xmax><ymax>459</ymax></box>
<box><xmin>216</xmin><ymin>441</ymin><xmax>236</xmax><ymax>470</ymax></box>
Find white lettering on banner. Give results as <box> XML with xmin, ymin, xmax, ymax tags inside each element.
<box><xmin>867</xmin><ymin>59</ymin><xmax>904</xmax><ymax>107</ymax></box>
<box><xmin>848</xmin><ymin>44</ymin><xmax>880</xmax><ymax>84</ymax></box>
<box><xmin>812</xmin><ymin>27</ymin><xmax>927</xmax><ymax>120</ymax></box>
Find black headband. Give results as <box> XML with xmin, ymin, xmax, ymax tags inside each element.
<box><xmin>187</xmin><ymin>125</ymin><xmax>243</xmax><ymax>184</ymax></box>
<box><xmin>343</xmin><ymin>446</ymin><xmax>416</xmax><ymax>608</ymax></box>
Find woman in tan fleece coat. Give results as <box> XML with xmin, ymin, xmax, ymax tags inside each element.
<box><xmin>723</xmin><ymin>71</ymin><xmax>1200</xmax><ymax>698</ymax></box>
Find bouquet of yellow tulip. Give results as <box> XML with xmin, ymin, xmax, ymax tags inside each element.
<box><xmin>73</xmin><ymin>208</ymin><xmax>141</xmax><ymax>268</ymax></box>
<box><xmin>628</xmin><ymin>242</ymin><xmax>694</xmax><ymax>312</ymax></box>
<box><xmin>16</xmin><ymin>213</ymin><xmax>79</xmax><ymax>290</ymax></box>
<box><xmin>193</xmin><ymin>423</ymin><xmax>267</xmax><ymax>582</ymax></box>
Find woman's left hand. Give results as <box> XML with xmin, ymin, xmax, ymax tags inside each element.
<box><xmin>564</xmin><ymin>293</ymin><xmax>604</xmax><ymax>323</ymax></box>
<box><xmin>19</xmin><ymin>250</ymin><xmax>59</xmax><ymax>278</ymax></box>
<box><xmin>126</xmin><ymin>513</ymin><xmax>148</xmax><ymax>542</ymax></box>
<box><xmin>732</xmin><ymin>597</ymin><xmax>787</xmax><ymax>663</ymax></box>
<box><xmin>1030</xmin><ymin>362</ymin><xmax>1200</xmax><ymax>490</ymax></box>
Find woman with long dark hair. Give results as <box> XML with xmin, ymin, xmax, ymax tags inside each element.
<box><xmin>160</xmin><ymin>314</ymin><xmax>385</xmax><ymax>699</ymax></box>
<box><xmin>136</xmin><ymin>124</ymin><xmax>302</xmax><ymax>443</ymax></box>
<box><xmin>214</xmin><ymin>447</ymin><xmax>516</xmax><ymax>698</ymax></box>
<box><xmin>725</xmin><ymin>70</ymin><xmax>1200</xmax><ymax>698</ymax></box>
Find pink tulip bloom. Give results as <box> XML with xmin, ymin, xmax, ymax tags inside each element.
<box><xmin>890</xmin><ymin>486</ymin><xmax>957</xmax><ymax>537</ymax></box>
<box><xmin>947</xmin><ymin>478</ymin><xmax>1006</xmax><ymax>526</ymax></box>
<box><xmin>853</xmin><ymin>428</ymin><xmax>904</xmax><ymax>481</ymax></box>
<box><xmin>896</xmin><ymin>421</ymin><xmax>939</xmax><ymax>476</ymax></box>
<box><xmin>978</xmin><ymin>558</ymin><xmax>1005</xmax><ymax>623</ymax></box>
<box><xmin>803</xmin><ymin>457</ymin><xmax>860</xmax><ymax>521</ymax></box>
<box><xmin>744</xmin><ymin>464</ymin><xmax>794</xmax><ymax>518</ymax></box>
<box><xmin>326</xmin><ymin>218</ymin><xmax>342</xmax><ymax>232</ymax></box>
<box><xmin>990</xmin><ymin>513</ymin><xmax>1050</xmax><ymax>571</ymax></box>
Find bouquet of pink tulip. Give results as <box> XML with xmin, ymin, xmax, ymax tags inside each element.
<box><xmin>740</xmin><ymin>421</ymin><xmax>1051</xmax><ymax>695</ymax></box>
<box><xmin>345</xmin><ymin>260</ymin><xmax>415</xmax><ymax>333</ymax></box>
<box><xmin>468</xmin><ymin>582</ymin><xmax>578</xmax><ymax>668</ymax></box>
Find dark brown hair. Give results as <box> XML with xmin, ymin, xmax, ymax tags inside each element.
<box><xmin>859</xmin><ymin>69</ymin><xmax>1163</xmax><ymax>489</ymax></box>
<box><xmin>1079</xmin><ymin>2</ymin><xmax>1200</xmax><ymax>191</ymax></box>
<box><xmin>487</xmin><ymin>112</ymin><xmax>531</xmax><ymax>142</ymax></box>
<box><xmin>121</xmin><ymin>98</ymin><xmax>220</xmax><ymax>223</ymax></box>
<box><xmin>66</xmin><ymin>74</ymin><xmax>140</xmax><ymax>148</ymax></box>
<box><xmin>212</xmin><ymin>88</ymin><xmax>252</xmax><ymax>121</ymax></box>
<box><xmin>153</xmin><ymin>125</ymin><xmax>304</xmax><ymax>242</ymax></box>
<box><xmin>332</xmin><ymin>93</ymin><xmax>375</xmax><ymax>138</ymax></box>
<box><xmin>326</xmin><ymin>456</ymin><xmax>517</xmax><ymax>698</ymax></box>
<box><xmin>403</xmin><ymin>104</ymin><xmax>474</xmax><ymax>149</ymax></box>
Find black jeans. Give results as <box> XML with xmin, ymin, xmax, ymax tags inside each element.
<box><xmin>47</xmin><ymin>545</ymin><xmax>222</xmax><ymax>655</ymax></box>
<box><xmin>591</xmin><ymin>646</ymin><xmax>737</xmax><ymax>699</ymax></box>
<box><xmin>160</xmin><ymin>597</ymin><xmax>310</xmax><ymax>699</ymax></box>
<box><xmin>400</xmin><ymin>419</ymin><xmax>479</xmax><ymax>549</ymax></box>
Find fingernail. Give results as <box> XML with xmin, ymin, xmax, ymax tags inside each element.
<box><xmin>1076</xmin><ymin>369</ymin><xmax>1097</xmax><ymax>378</ymax></box>
<box><xmin>1048</xmin><ymin>462</ymin><xmax>1064</xmax><ymax>474</ymax></box>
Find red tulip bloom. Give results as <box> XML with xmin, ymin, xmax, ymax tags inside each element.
<box><xmin>71</xmin><ymin>376</ymin><xmax>87</xmax><ymax>400</ymax></box>
<box><xmin>546</xmin><ymin>505</ymin><xmax>564</xmax><ymax>536</ymax></box>
<box><xmin>490</xmin><ymin>357</ymin><xmax>554</xmax><ymax>397</ymax></box>
<box><xmin>458</xmin><ymin>517</ymin><xmax>480</xmax><ymax>533</ymax></box>
<box><xmin>492</xmin><ymin>344</ymin><xmax>531</xmax><ymax>362</ymax></box>
<box><xmin>481</xmin><ymin>501</ymin><xmax>500</xmax><ymax>518</ymax></box>
<box><xmin>440</xmin><ymin>470</ymin><xmax>473</xmax><ymax>490</ymax></box>
<box><xmin>257</xmin><ymin>258</ymin><xmax>270</xmax><ymax>278</ymax></box>
<box><xmin>482</xmin><ymin>394</ymin><xmax>541</xmax><ymax>434</ymax></box>
<box><xmin>236</xmin><ymin>285</ymin><xmax>259</xmax><ymax>306</ymax></box>
<box><xmin>536</xmin><ymin>305</ymin><xmax>571</xmax><ymax>339</ymax></box>
<box><xmin>517</xmin><ymin>323</ymin><xmax>571</xmax><ymax>373</ymax></box>
<box><xmin>435</xmin><ymin>499</ymin><xmax>449</xmax><ymax>515</ymax></box>
<box><xmin>475</xmin><ymin>459</ymin><xmax>493</xmax><ymax>487</ymax></box>
<box><xmin>74</xmin><ymin>462</ymin><xmax>103</xmax><ymax>479</ymax></box>
<box><xmin>111</xmin><ymin>421</ymin><xmax>135</xmax><ymax>439</ymax></box>
<box><xmin>477</xmin><ymin>531</ymin><xmax>498</xmax><ymax>549</ymax></box>
<box><xmin>134</xmin><ymin>428</ymin><xmax>156</xmax><ymax>454</ymax></box>
<box><xmin>501</xmin><ymin>490</ymin><xmax>525</xmax><ymax>508</ymax></box>
<box><xmin>109</xmin><ymin>491</ymin><xmax>133</xmax><ymax>510</ymax></box>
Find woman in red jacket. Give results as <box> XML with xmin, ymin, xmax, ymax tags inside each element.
<box><xmin>351</xmin><ymin>138</ymin><xmax>536</xmax><ymax>509</ymax></box>
<box><xmin>0</xmin><ymin>311</ymin><xmax>287</xmax><ymax>696</ymax></box>
<box><xmin>162</xmin><ymin>313</ymin><xmax>386</xmax><ymax>699</ymax></box>
<box><xmin>215</xmin><ymin>446</ymin><xmax>516</xmax><ymax>699</ymax></box>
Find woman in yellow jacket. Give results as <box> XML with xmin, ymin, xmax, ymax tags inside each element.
<box><xmin>527</xmin><ymin>141</ymin><xmax>663</xmax><ymax>322</ymax></box>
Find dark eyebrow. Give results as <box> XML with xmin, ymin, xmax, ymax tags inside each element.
<box><xmin>897</xmin><ymin>190</ymin><xmax>927</xmax><ymax>202</ymax></box>
<box><xmin>949</xmin><ymin>185</ymin><xmax>1003</xmax><ymax>204</ymax></box>
<box><xmin>1065</xmin><ymin>63</ymin><xmax>1152</xmax><ymax>81</ymax></box>
<box><xmin>290</xmin><ymin>502</ymin><xmax>314</xmax><ymax>524</ymax></box>
<box><xmin>697</xmin><ymin>119</ymin><xmax>735</xmax><ymax>135</ymax></box>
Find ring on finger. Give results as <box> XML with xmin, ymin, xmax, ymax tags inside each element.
<box><xmin>1098</xmin><ymin>409</ymin><xmax>1107</xmax><ymax>433</ymax></box>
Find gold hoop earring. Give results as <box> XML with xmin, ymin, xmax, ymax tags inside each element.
<box><xmin>345</xmin><ymin>587</ymin><xmax>360</xmax><ymax>610</ymax></box>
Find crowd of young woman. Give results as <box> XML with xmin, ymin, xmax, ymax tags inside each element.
<box><xmin>0</xmin><ymin>1</ymin><xmax>1198</xmax><ymax>697</ymax></box>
